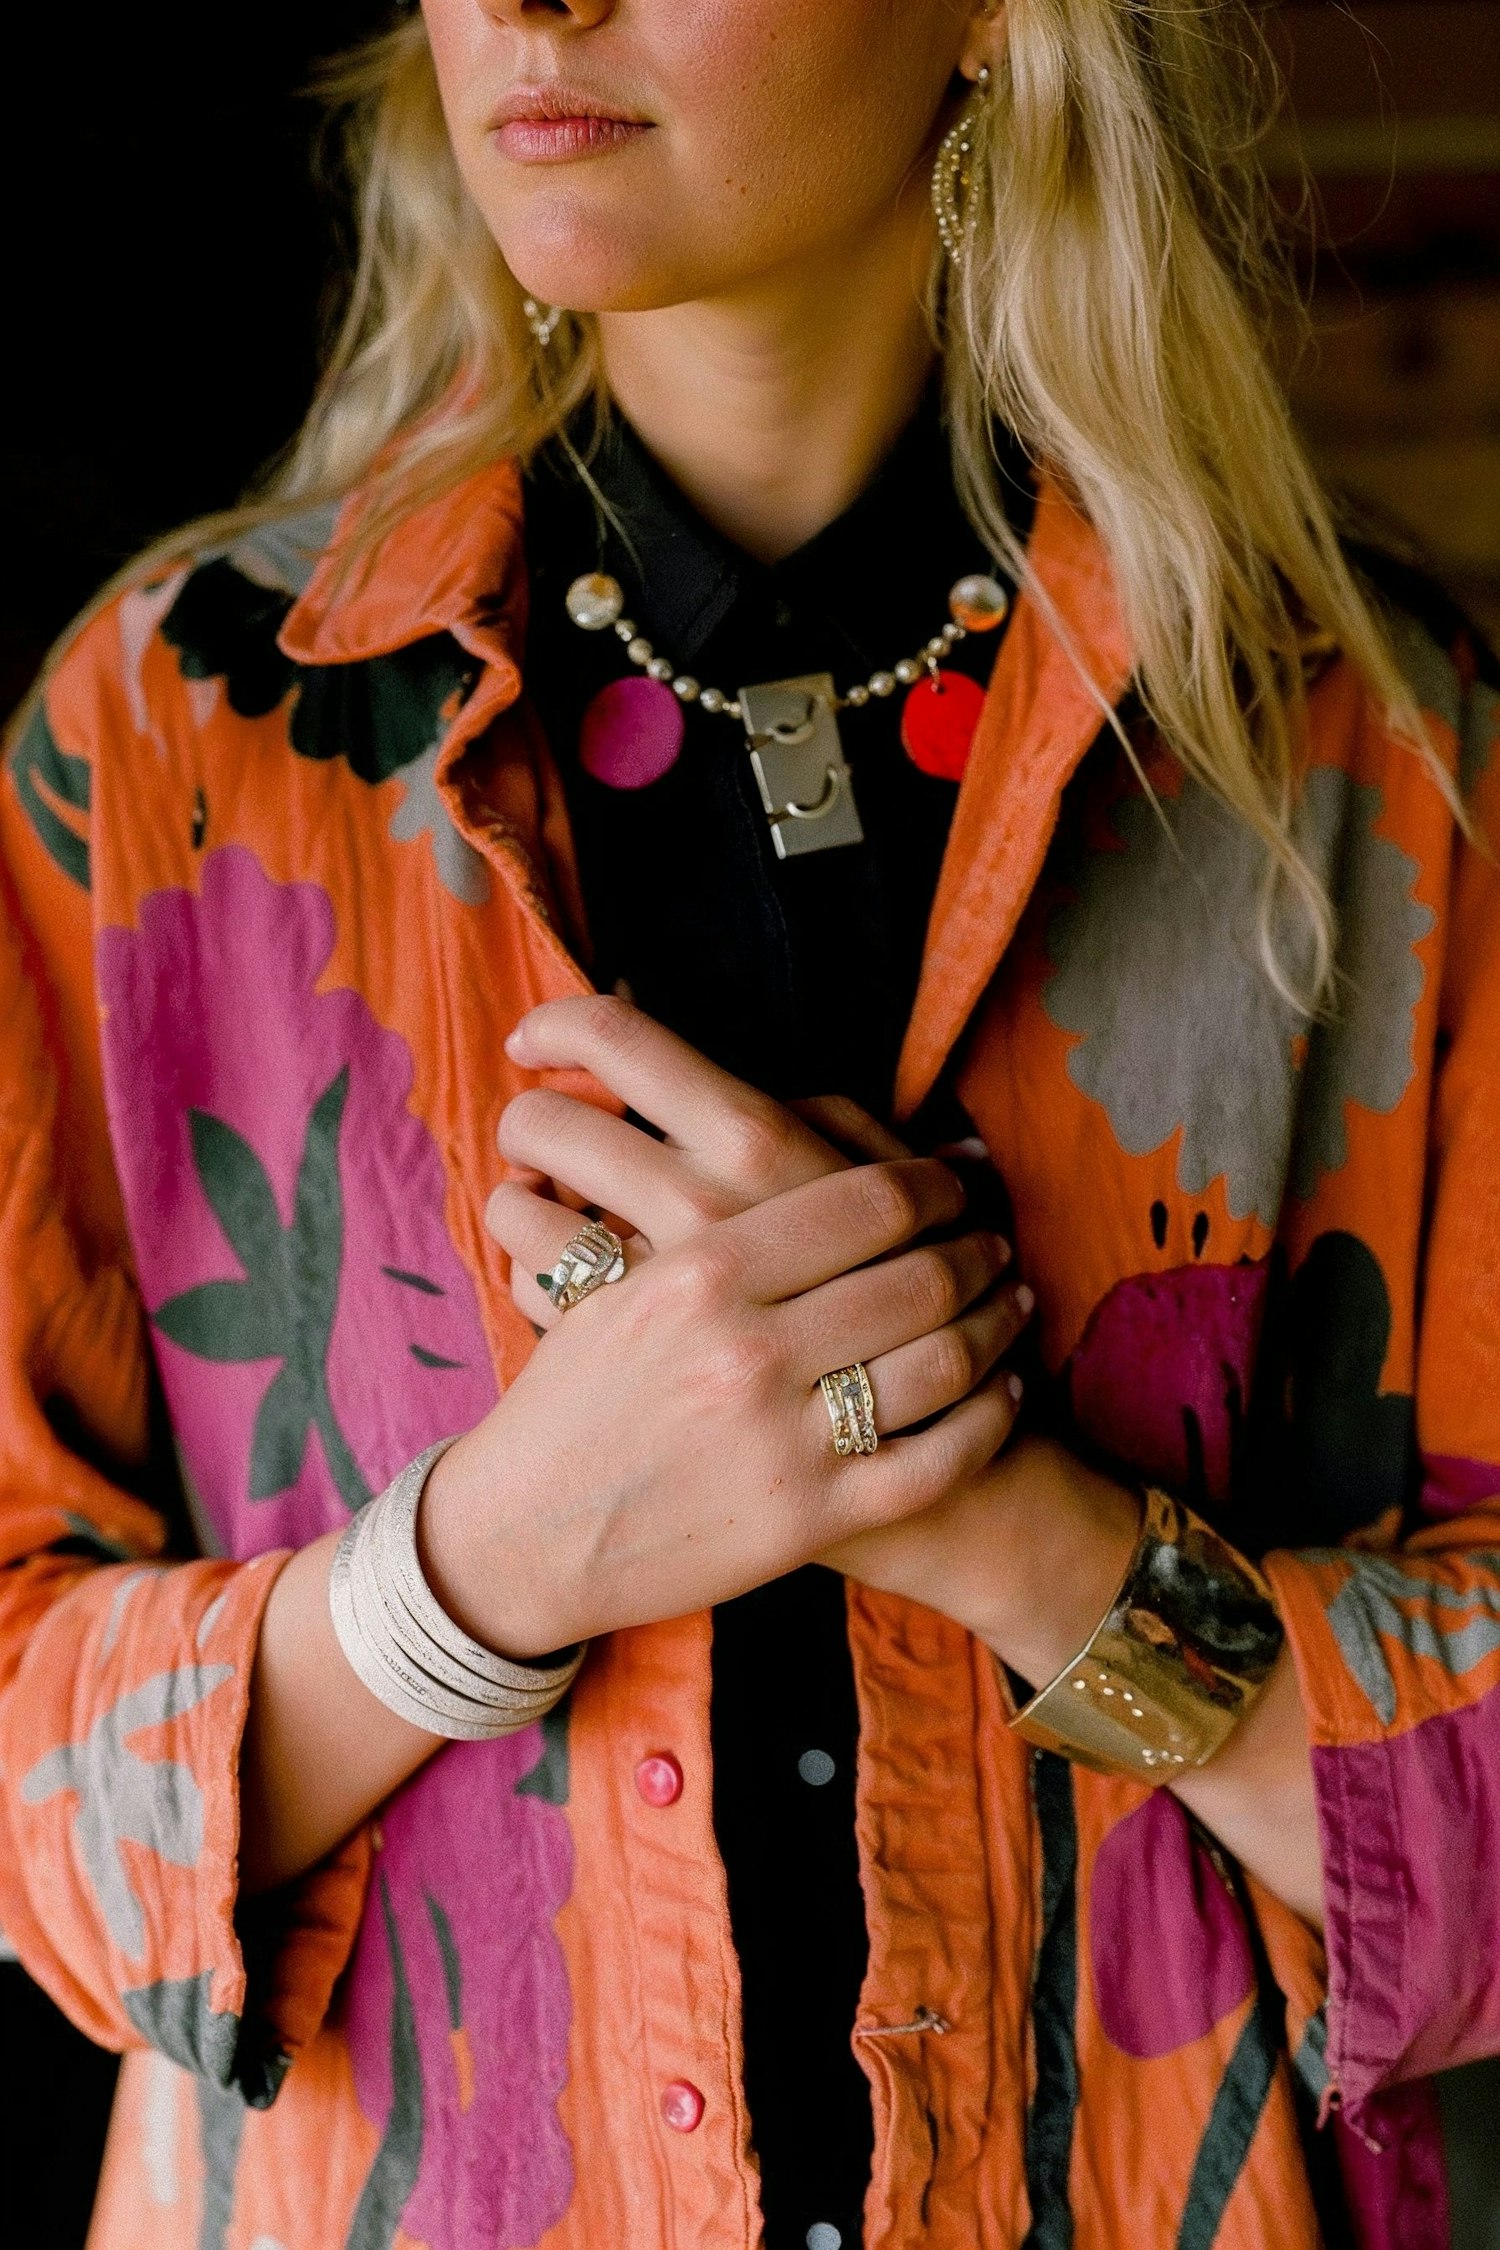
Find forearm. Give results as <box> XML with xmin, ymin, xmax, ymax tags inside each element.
<box><xmin>981</xmin><ymin>1451</ymin><xmax>1325</xmax><ymax>1929</ymax></box>
<box><xmin>831</xmin><ymin>1439</ymin><xmax>1325</xmax><ymax>1927</ymax></box>
<box><xmin>1170</xmin><ymin>1647</ymin><xmax>1322</xmax><ymax>1925</ymax></box>
<box><xmin>238</xmin><ymin>1530</ymin><xmax>441</xmax><ymax>1894</ymax></box>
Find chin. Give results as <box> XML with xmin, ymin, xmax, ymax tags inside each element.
<box><xmin>490</xmin><ymin>199</ymin><xmax>729</xmax><ymax>317</ymax></box>
<box><xmin>502</xmin><ymin>248</ymin><xmax>715</xmax><ymax>318</ymax></box>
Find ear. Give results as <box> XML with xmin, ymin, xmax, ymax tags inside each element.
<box><xmin>958</xmin><ymin>0</ymin><xmax>1010</xmax><ymax>82</ymax></box>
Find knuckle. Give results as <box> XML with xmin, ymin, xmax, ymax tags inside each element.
<box><xmin>660</xmin><ymin>1237</ymin><xmax>736</xmax><ymax>1314</ymax></box>
<box><xmin>929</xmin><ymin>1325</ymin><xmax>977</xmax><ymax>1398</ymax></box>
<box><xmin>497</xmin><ymin>1087</ymin><xmax>557</xmax><ymax>1153</ymax></box>
<box><xmin>679</xmin><ymin>1176</ymin><xmax>737</xmax><ymax>1228</ymax></box>
<box><xmin>707</xmin><ymin>1321</ymin><xmax>777</xmax><ymax>1399</ymax></box>
<box><xmin>579</xmin><ymin>992</ymin><xmax>643</xmax><ymax>1053</ymax></box>
<box><xmin>721</xmin><ymin>1098</ymin><xmax>792</xmax><ymax>1191</ymax></box>
<box><xmin>908</xmin><ymin>1248</ymin><xmax>962</xmax><ymax>1329</ymax></box>
<box><xmin>860</xmin><ymin>1164</ymin><xmax>919</xmax><ymax>1241</ymax></box>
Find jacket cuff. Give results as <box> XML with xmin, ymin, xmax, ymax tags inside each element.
<box><xmin>1264</xmin><ymin>1545</ymin><xmax>1500</xmax><ymax>2123</ymax></box>
<box><xmin>0</xmin><ymin>1552</ymin><xmax>370</xmax><ymax>2103</ymax></box>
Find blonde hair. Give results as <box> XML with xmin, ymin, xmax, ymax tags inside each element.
<box><xmin>61</xmin><ymin>7</ymin><xmax>1432</xmax><ymax>998</ymax></box>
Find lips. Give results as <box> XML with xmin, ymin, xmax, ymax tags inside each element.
<box><xmin>491</xmin><ymin>85</ymin><xmax>652</xmax><ymax>163</ymax></box>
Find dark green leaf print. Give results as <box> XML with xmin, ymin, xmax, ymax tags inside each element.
<box><xmin>160</xmin><ymin>556</ymin><xmax>476</xmax><ymax>785</ymax></box>
<box><xmin>515</xmin><ymin>1697</ymin><xmax>572</xmax><ymax>1806</ymax></box>
<box><xmin>424</xmin><ymin>1891</ymin><xmax>464</xmax><ymax>2034</ymax></box>
<box><xmin>349</xmin><ymin>1878</ymin><xmax>425</xmax><ymax>2250</ymax></box>
<box><xmin>162</xmin><ymin>559</ymin><xmax>299</xmax><ymax>720</ymax></box>
<box><xmin>153</xmin><ymin>1068</ymin><xmax>372</xmax><ymax>1510</ymax></box>
<box><xmin>7</xmin><ymin>703</ymin><xmax>91</xmax><ymax>888</ymax></box>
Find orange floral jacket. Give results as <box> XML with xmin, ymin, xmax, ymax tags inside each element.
<box><xmin>2</xmin><ymin>459</ymin><xmax>1498</xmax><ymax>2250</ymax></box>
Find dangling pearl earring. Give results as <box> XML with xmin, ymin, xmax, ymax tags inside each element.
<box><xmin>523</xmin><ymin>297</ymin><xmax>563</xmax><ymax>349</ymax></box>
<box><xmin>932</xmin><ymin>65</ymin><xmax>991</xmax><ymax>268</ymax></box>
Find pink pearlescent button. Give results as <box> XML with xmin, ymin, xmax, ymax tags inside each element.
<box><xmin>579</xmin><ymin>676</ymin><xmax>685</xmax><ymax>790</ymax></box>
<box><xmin>660</xmin><ymin>2080</ymin><xmax>705</xmax><ymax>2133</ymax></box>
<box><xmin>635</xmin><ymin>1753</ymin><xmax>684</xmax><ymax>1808</ymax></box>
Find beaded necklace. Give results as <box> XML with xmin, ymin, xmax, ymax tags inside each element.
<box><xmin>563</xmin><ymin>568</ymin><xmax>1010</xmax><ymax>858</ymax></box>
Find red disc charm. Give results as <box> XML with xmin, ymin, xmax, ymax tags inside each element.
<box><xmin>900</xmin><ymin>668</ymin><xmax>985</xmax><ymax>781</ymax></box>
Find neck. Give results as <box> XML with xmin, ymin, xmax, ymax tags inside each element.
<box><xmin>597</xmin><ymin>197</ymin><xmax>938</xmax><ymax>565</ymax></box>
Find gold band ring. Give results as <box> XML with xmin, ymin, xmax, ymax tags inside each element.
<box><xmin>538</xmin><ymin>1221</ymin><xmax>627</xmax><ymax>1312</ymax></box>
<box><xmin>820</xmin><ymin>1362</ymin><xmax>879</xmax><ymax>1458</ymax></box>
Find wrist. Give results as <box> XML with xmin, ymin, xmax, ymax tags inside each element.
<box><xmin>418</xmin><ymin>1431</ymin><xmax>582</xmax><ymax>1662</ymax></box>
<box><xmin>967</xmin><ymin>1440</ymin><xmax>1141</xmax><ymax>1686</ymax></box>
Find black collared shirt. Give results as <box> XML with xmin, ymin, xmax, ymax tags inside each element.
<box><xmin>523</xmin><ymin>396</ymin><xmax>1030</xmax><ymax>2250</ymax></box>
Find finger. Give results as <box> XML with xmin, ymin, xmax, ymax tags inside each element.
<box><xmin>713</xmin><ymin>1157</ymin><xmax>965</xmax><ymax>1303</ymax></box>
<box><xmin>818</xmin><ymin>1367</ymin><xmax>1022</xmax><ymax>1538</ymax></box>
<box><xmin>506</xmin><ymin>995</ymin><xmax>836</xmax><ymax>1183</ymax></box>
<box><xmin>786</xmin><ymin>1230</ymin><xmax>1012</xmax><ymax>1375</ymax></box>
<box><xmin>861</xmin><ymin>1284</ymin><xmax>1032</xmax><ymax>1434</ymax></box>
<box><xmin>500</xmin><ymin>1088</ymin><xmax>741</xmax><ymax>1248</ymax></box>
<box><xmin>790</xmin><ymin>1096</ymin><xmax>911</xmax><ymax>1165</ymax></box>
<box><xmin>485</xmin><ymin>1181</ymin><xmax>641</xmax><ymax>1327</ymax></box>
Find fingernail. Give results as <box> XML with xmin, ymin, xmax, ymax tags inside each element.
<box><xmin>483</xmin><ymin>1185</ymin><xmax>507</xmax><ymax>1235</ymax></box>
<box><xmin>1015</xmin><ymin>1283</ymin><xmax>1035</xmax><ymax>1316</ymax></box>
<box><xmin>1006</xmin><ymin>1372</ymin><xmax>1025</xmax><ymax>1402</ymax></box>
<box><xmin>994</xmin><ymin>1236</ymin><xmax>1012</xmax><ymax>1265</ymax></box>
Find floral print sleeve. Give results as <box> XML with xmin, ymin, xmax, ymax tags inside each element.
<box><xmin>0</xmin><ymin>620</ymin><xmax>369</xmax><ymax>2106</ymax></box>
<box><xmin>1261</xmin><ymin>646</ymin><xmax>1500</xmax><ymax>2124</ymax></box>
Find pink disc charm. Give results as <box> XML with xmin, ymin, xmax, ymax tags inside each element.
<box><xmin>579</xmin><ymin>676</ymin><xmax>686</xmax><ymax>790</ymax></box>
<box><xmin>900</xmin><ymin>668</ymin><xmax>985</xmax><ymax>781</ymax></box>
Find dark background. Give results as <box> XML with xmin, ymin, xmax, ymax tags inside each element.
<box><xmin>3</xmin><ymin>5</ymin><xmax>1498</xmax><ymax>2245</ymax></box>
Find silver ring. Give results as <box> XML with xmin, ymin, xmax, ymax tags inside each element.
<box><xmin>538</xmin><ymin>1220</ymin><xmax>628</xmax><ymax>1311</ymax></box>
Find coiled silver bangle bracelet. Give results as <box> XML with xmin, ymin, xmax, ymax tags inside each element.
<box><xmin>329</xmin><ymin>1441</ymin><xmax>584</xmax><ymax>1740</ymax></box>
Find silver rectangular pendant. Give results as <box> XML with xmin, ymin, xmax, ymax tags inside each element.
<box><xmin>738</xmin><ymin>672</ymin><xmax>864</xmax><ymax>859</ymax></box>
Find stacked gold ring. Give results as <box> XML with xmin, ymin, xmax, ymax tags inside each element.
<box><xmin>820</xmin><ymin>1362</ymin><xmax>879</xmax><ymax>1458</ymax></box>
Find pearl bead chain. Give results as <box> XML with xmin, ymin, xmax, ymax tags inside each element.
<box><xmin>563</xmin><ymin>571</ymin><xmax>1010</xmax><ymax>717</ymax></box>
<box><xmin>600</xmin><ymin>614</ymin><xmax>971</xmax><ymax>720</ymax></box>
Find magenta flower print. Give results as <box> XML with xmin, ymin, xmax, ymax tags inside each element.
<box><xmin>344</xmin><ymin>1733</ymin><xmax>575</xmax><ymax>2250</ymax></box>
<box><xmin>1068</xmin><ymin>1257</ymin><xmax>1271</xmax><ymax>1508</ymax></box>
<box><xmin>96</xmin><ymin>846</ymin><xmax>498</xmax><ymax>1557</ymax></box>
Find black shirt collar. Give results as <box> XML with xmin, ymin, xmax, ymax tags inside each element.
<box><xmin>532</xmin><ymin>384</ymin><xmax>1035</xmax><ymax>670</ymax></box>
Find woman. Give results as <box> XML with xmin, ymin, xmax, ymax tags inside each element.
<box><xmin>3</xmin><ymin>1</ymin><xmax>1497</xmax><ymax>2245</ymax></box>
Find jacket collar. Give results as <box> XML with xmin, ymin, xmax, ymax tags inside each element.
<box><xmin>279</xmin><ymin>456</ymin><xmax>530</xmax><ymax>683</ymax></box>
<box><xmin>277</xmin><ymin>450</ymin><xmax>1134</xmax><ymax>1120</ymax></box>
<box><xmin>894</xmin><ymin>479</ymin><xmax>1133</xmax><ymax>1120</ymax></box>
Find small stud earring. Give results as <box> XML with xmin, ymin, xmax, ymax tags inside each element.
<box><xmin>932</xmin><ymin>64</ymin><xmax>991</xmax><ymax>268</ymax></box>
<box><xmin>523</xmin><ymin>297</ymin><xmax>563</xmax><ymax>349</ymax></box>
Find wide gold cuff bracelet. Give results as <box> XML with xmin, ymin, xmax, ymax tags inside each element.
<box><xmin>1007</xmin><ymin>1487</ymin><xmax>1285</xmax><ymax>1781</ymax></box>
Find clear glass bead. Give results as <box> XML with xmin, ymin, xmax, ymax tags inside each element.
<box><xmin>894</xmin><ymin>658</ymin><xmax>921</xmax><ymax>684</ymax></box>
<box><xmin>615</xmin><ymin>618</ymin><xmax>636</xmax><ymax>640</ymax></box>
<box><xmin>948</xmin><ymin>573</ymin><xmax>1010</xmax><ymax>633</ymax></box>
<box><xmin>845</xmin><ymin>683</ymin><xmax>870</xmax><ymax>708</ymax></box>
<box><xmin>926</xmin><ymin>636</ymin><xmax>949</xmax><ymax>659</ymax></box>
<box><xmin>699</xmin><ymin>687</ymin><xmax>725</xmax><ymax>713</ymax></box>
<box><xmin>565</xmin><ymin>572</ymin><xmax>625</xmax><ymax>631</ymax></box>
<box><xmin>627</xmin><ymin>638</ymin><xmax>654</xmax><ymax>666</ymax></box>
<box><xmin>673</xmin><ymin>677</ymin><xmax>700</xmax><ymax>701</ymax></box>
<box><xmin>647</xmin><ymin>657</ymin><xmax>674</xmax><ymax>681</ymax></box>
<box><xmin>869</xmin><ymin>672</ymin><xmax>897</xmax><ymax>698</ymax></box>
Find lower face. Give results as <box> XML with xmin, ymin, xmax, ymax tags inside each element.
<box><xmin>420</xmin><ymin>0</ymin><xmax>970</xmax><ymax>312</ymax></box>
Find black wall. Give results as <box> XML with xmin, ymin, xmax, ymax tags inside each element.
<box><xmin>3</xmin><ymin>5</ymin><xmax>385</xmax><ymax>710</ymax></box>
<box><xmin>2</xmin><ymin>16</ymin><xmax>384</xmax><ymax>2242</ymax></box>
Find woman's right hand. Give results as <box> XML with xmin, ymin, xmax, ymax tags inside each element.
<box><xmin>420</xmin><ymin>1146</ymin><xmax>1021</xmax><ymax>1660</ymax></box>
